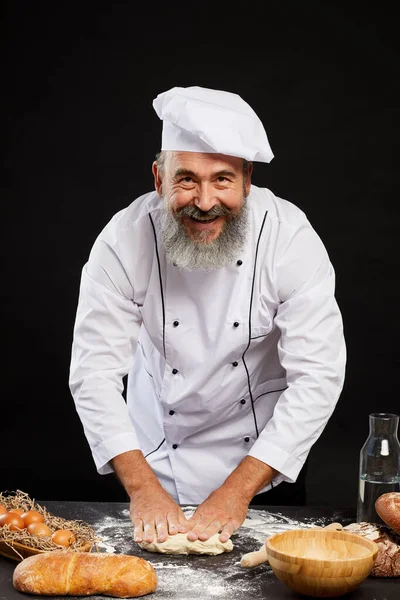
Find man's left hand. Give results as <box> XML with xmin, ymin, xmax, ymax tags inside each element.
<box><xmin>186</xmin><ymin>456</ymin><xmax>278</xmax><ymax>542</ymax></box>
<box><xmin>186</xmin><ymin>485</ymin><xmax>249</xmax><ymax>543</ymax></box>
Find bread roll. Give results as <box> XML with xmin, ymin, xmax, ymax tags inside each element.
<box><xmin>375</xmin><ymin>492</ymin><xmax>400</xmax><ymax>534</ymax></box>
<box><xmin>13</xmin><ymin>550</ymin><xmax>157</xmax><ymax>597</ymax></box>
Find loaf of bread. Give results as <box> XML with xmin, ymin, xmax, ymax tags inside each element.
<box><xmin>13</xmin><ymin>550</ymin><xmax>157</xmax><ymax>597</ymax></box>
<box><xmin>344</xmin><ymin>522</ymin><xmax>400</xmax><ymax>577</ymax></box>
<box><xmin>375</xmin><ymin>492</ymin><xmax>400</xmax><ymax>535</ymax></box>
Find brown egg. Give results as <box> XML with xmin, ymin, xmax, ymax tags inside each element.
<box><xmin>27</xmin><ymin>522</ymin><xmax>52</xmax><ymax>537</ymax></box>
<box><xmin>0</xmin><ymin>504</ymin><xmax>7</xmax><ymax>516</ymax></box>
<box><xmin>21</xmin><ymin>510</ymin><xmax>44</xmax><ymax>528</ymax></box>
<box><xmin>51</xmin><ymin>529</ymin><xmax>76</xmax><ymax>547</ymax></box>
<box><xmin>9</xmin><ymin>508</ymin><xmax>25</xmax><ymax>516</ymax></box>
<box><xmin>0</xmin><ymin>512</ymin><xmax>25</xmax><ymax>530</ymax></box>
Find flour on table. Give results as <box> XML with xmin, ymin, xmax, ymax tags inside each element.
<box><xmin>236</xmin><ymin>507</ymin><xmax>331</xmax><ymax>546</ymax></box>
<box><xmin>92</xmin><ymin>509</ymin><xmax>133</xmax><ymax>555</ymax></box>
<box><xmin>91</xmin><ymin>505</ymin><xmax>339</xmax><ymax>599</ymax></box>
<box><xmin>95</xmin><ymin>538</ymin><xmax>116</xmax><ymax>554</ymax></box>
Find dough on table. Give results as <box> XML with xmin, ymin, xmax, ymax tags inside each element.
<box><xmin>138</xmin><ymin>532</ymin><xmax>233</xmax><ymax>555</ymax></box>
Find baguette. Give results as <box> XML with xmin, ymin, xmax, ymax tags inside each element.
<box><xmin>375</xmin><ymin>492</ymin><xmax>400</xmax><ymax>535</ymax></box>
<box><xmin>13</xmin><ymin>550</ymin><xmax>157</xmax><ymax>598</ymax></box>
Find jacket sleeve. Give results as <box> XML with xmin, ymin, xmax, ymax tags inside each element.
<box><xmin>69</xmin><ymin>235</ymin><xmax>143</xmax><ymax>475</ymax></box>
<box><xmin>247</xmin><ymin>218</ymin><xmax>346</xmax><ymax>484</ymax></box>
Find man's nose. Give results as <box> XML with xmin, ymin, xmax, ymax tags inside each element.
<box><xmin>194</xmin><ymin>184</ymin><xmax>217</xmax><ymax>212</ymax></box>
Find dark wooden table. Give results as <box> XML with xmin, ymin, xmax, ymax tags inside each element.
<box><xmin>0</xmin><ymin>502</ymin><xmax>398</xmax><ymax>599</ymax></box>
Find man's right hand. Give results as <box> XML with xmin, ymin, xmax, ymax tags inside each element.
<box><xmin>130</xmin><ymin>482</ymin><xmax>189</xmax><ymax>543</ymax></box>
<box><xmin>111</xmin><ymin>449</ymin><xmax>189</xmax><ymax>543</ymax></box>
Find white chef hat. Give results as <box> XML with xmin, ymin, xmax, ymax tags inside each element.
<box><xmin>152</xmin><ymin>86</ymin><xmax>274</xmax><ymax>163</ymax></box>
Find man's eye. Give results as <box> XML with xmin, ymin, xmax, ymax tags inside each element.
<box><xmin>217</xmin><ymin>176</ymin><xmax>228</xmax><ymax>182</ymax></box>
<box><xmin>180</xmin><ymin>177</ymin><xmax>193</xmax><ymax>183</ymax></box>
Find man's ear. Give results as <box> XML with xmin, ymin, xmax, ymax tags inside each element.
<box><xmin>152</xmin><ymin>161</ymin><xmax>163</xmax><ymax>195</ymax></box>
<box><xmin>245</xmin><ymin>162</ymin><xmax>253</xmax><ymax>196</ymax></box>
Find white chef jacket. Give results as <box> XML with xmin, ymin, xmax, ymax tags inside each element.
<box><xmin>69</xmin><ymin>185</ymin><xmax>346</xmax><ymax>505</ymax></box>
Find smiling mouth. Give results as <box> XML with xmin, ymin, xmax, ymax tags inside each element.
<box><xmin>189</xmin><ymin>216</ymin><xmax>220</xmax><ymax>223</ymax></box>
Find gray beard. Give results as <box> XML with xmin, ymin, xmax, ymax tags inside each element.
<box><xmin>160</xmin><ymin>198</ymin><xmax>249</xmax><ymax>271</ymax></box>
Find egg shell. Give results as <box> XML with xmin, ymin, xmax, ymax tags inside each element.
<box><xmin>51</xmin><ymin>529</ymin><xmax>76</xmax><ymax>547</ymax></box>
<box><xmin>21</xmin><ymin>510</ymin><xmax>45</xmax><ymax>528</ymax></box>
<box><xmin>0</xmin><ymin>512</ymin><xmax>25</xmax><ymax>530</ymax></box>
<box><xmin>8</xmin><ymin>508</ymin><xmax>25</xmax><ymax>516</ymax></box>
<box><xmin>27</xmin><ymin>522</ymin><xmax>52</xmax><ymax>537</ymax></box>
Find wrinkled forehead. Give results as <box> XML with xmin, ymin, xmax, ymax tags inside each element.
<box><xmin>165</xmin><ymin>151</ymin><xmax>245</xmax><ymax>176</ymax></box>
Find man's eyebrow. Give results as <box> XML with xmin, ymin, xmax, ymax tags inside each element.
<box><xmin>173</xmin><ymin>168</ymin><xmax>197</xmax><ymax>179</ymax></box>
<box><xmin>172</xmin><ymin>168</ymin><xmax>237</xmax><ymax>179</ymax></box>
<box><xmin>213</xmin><ymin>169</ymin><xmax>237</xmax><ymax>178</ymax></box>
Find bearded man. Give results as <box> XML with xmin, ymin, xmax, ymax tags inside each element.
<box><xmin>69</xmin><ymin>86</ymin><xmax>346</xmax><ymax>546</ymax></box>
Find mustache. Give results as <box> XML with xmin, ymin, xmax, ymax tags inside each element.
<box><xmin>175</xmin><ymin>204</ymin><xmax>233</xmax><ymax>219</ymax></box>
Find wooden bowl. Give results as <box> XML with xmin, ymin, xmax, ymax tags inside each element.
<box><xmin>265</xmin><ymin>528</ymin><xmax>379</xmax><ymax>598</ymax></box>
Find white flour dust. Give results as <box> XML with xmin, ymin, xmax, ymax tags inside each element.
<box><xmin>237</xmin><ymin>507</ymin><xmax>336</xmax><ymax>546</ymax></box>
<box><xmin>149</xmin><ymin>561</ymin><xmax>266</xmax><ymax>598</ymax></box>
<box><xmin>91</xmin><ymin>505</ymin><xmax>343</xmax><ymax>599</ymax></box>
<box><xmin>93</xmin><ymin>508</ymin><xmax>133</xmax><ymax>555</ymax></box>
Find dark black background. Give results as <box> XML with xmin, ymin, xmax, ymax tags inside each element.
<box><xmin>2</xmin><ymin>2</ymin><xmax>399</xmax><ymax>509</ymax></box>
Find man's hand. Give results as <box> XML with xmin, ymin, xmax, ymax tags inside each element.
<box><xmin>130</xmin><ymin>482</ymin><xmax>189</xmax><ymax>544</ymax></box>
<box><xmin>187</xmin><ymin>485</ymin><xmax>248</xmax><ymax>543</ymax></box>
<box><xmin>187</xmin><ymin>456</ymin><xmax>278</xmax><ymax>542</ymax></box>
<box><xmin>112</xmin><ymin>449</ymin><xmax>189</xmax><ymax>544</ymax></box>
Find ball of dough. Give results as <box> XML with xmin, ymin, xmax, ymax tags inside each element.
<box><xmin>138</xmin><ymin>532</ymin><xmax>233</xmax><ymax>555</ymax></box>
